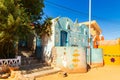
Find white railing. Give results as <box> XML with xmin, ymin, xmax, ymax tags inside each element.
<box><xmin>0</xmin><ymin>56</ymin><xmax>21</xmax><ymax>67</ymax></box>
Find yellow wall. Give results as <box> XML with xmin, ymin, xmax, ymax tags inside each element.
<box><xmin>98</xmin><ymin>40</ymin><xmax>120</xmax><ymax>65</ymax></box>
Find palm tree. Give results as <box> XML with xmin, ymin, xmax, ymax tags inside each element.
<box><xmin>38</xmin><ymin>17</ymin><xmax>53</xmax><ymax>38</ymax></box>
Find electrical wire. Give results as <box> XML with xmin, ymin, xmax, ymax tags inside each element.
<box><xmin>44</xmin><ymin>0</ymin><xmax>120</xmax><ymax>27</ymax></box>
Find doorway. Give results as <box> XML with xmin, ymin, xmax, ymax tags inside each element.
<box><xmin>60</xmin><ymin>30</ymin><xmax>68</xmax><ymax>46</ymax></box>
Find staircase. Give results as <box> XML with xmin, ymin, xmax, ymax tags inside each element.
<box><xmin>19</xmin><ymin>56</ymin><xmax>60</xmax><ymax>79</ymax></box>
<box><xmin>18</xmin><ymin>47</ymin><xmax>61</xmax><ymax>78</ymax></box>
<box><xmin>20</xmin><ymin>56</ymin><xmax>53</xmax><ymax>75</ymax></box>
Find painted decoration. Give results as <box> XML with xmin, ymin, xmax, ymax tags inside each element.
<box><xmin>104</xmin><ymin>54</ymin><xmax>120</xmax><ymax>65</ymax></box>
<box><xmin>54</xmin><ymin>47</ymin><xmax>87</xmax><ymax>73</ymax></box>
<box><xmin>72</xmin><ymin>49</ymin><xmax>80</xmax><ymax>67</ymax></box>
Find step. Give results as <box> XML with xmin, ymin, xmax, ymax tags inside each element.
<box><xmin>20</xmin><ymin>63</ymin><xmax>47</xmax><ymax>70</ymax></box>
<box><xmin>21</xmin><ymin>59</ymin><xmax>39</xmax><ymax>65</ymax></box>
<box><xmin>23</xmin><ymin>67</ymin><xmax>61</xmax><ymax>79</ymax></box>
<box><xmin>21</xmin><ymin>57</ymin><xmax>36</xmax><ymax>61</ymax></box>
<box><xmin>21</xmin><ymin>66</ymin><xmax>53</xmax><ymax>74</ymax></box>
<box><xmin>21</xmin><ymin>57</ymin><xmax>40</xmax><ymax>65</ymax></box>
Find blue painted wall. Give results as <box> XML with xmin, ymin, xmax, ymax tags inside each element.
<box><xmin>54</xmin><ymin>17</ymin><xmax>89</xmax><ymax>47</ymax></box>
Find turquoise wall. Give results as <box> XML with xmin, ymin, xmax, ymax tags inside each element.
<box><xmin>87</xmin><ymin>48</ymin><xmax>103</xmax><ymax>65</ymax></box>
<box><xmin>91</xmin><ymin>48</ymin><xmax>103</xmax><ymax>63</ymax></box>
<box><xmin>54</xmin><ymin>17</ymin><xmax>90</xmax><ymax>47</ymax></box>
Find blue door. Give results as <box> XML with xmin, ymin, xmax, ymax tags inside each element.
<box><xmin>60</xmin><ymin>31</ymin><xmax>68</xmax><ymax>46</ymax></box>
<box><xmin>36</xmin><ymin>37</ymin><xmax>42</xmax><ymax>59</ymax></box>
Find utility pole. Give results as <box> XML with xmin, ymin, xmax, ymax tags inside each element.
<box><xmin>89</xmin><ymin>0</ymin><xmax>91</xmax><ymax>46</ymax></box>
<box><xmin>87</xmin><ymin>0</ymin><xmax>91</xmax><ymax>65</ymax></box>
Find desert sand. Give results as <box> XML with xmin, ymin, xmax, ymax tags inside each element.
<box><xmin>36</xmin><ymin>66</ymin><xmax>120</xmax><ymax>80</ymax></box>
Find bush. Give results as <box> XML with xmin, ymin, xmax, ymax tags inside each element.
<box><xmin>0</xmin><ymin>42</ymin><xmax>16</xmax><ymax>59</ymax></box>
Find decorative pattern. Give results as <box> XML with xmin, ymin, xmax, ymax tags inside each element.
<box><xmin>104</xmin><ymin>54</ymin><xmax>120</xmax><ymax>57</ymax></box>
<box><xmin>72</xmin><ymin>49</ymin><xmax>80</xmax><ymax>67</ymax></box>
<box><xmin>0</xmin><ymin>56</ymin><xmax>21</xmax><ymax>67</ymax></box>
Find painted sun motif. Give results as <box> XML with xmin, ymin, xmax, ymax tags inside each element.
<box><xmin>72</xmin><ymin>49</ymin><xmax>80</xmax><ymax>67</ymax></box>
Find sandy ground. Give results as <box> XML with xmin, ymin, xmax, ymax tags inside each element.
<box><xmin>36</xmin><ymin>66</ymin><xmax>120</xmax><ymax>80</ymax></box>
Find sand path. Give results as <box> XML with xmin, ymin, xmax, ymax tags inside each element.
<box><xmin>36</xmin><ymin>66</ymin><xmax>120</xmax><ymax>80</ymax></box>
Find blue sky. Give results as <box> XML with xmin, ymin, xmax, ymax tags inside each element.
<box><xmin>43</xmin><ymin>0</ymin><xmax>120</xmax><ymax>40</ymax></box>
